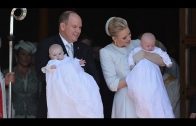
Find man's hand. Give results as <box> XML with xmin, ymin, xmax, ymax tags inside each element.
<box><xmin>80</xmin><ymin>59</ymin><xmax>86</xmax><ymax>66</ymax></box>
<box><xmin>50</xmin><ymin>65</ymin><xmax>57</xmax><ymax>69</ymax></box>
<box><xmin>5</xmin><ymin>72</ymin><xmax>15</xmax><ymax>86</ymax></box>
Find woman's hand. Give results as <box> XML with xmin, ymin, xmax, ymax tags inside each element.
<box><xmin>117</xmin><ymin>79</ymin><xmax>127</xmax><ymax>90</ymax></box>
<box><xmin>133</xmin><ymin>50</ymin><xmax>145</xmax><ymax>64</ymax></box>
<box><xmin>145</xmin><ymin>51</ymin><xmax>165</xmax><ymax>66</ymax></box>
<box><xmin>5</xmin><ymin>72</ymin><xmax>15</xmax><ymax>86</ymax></box>
<box><xmin>133</xmin><ymin>50</ymin><xmax>165</xmax><ymax>66</ymax></box>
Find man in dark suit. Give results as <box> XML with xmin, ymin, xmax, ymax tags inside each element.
<box><xmin>35</xmin><ymin>10</ymin><xmax>100</xmax><ymax>118</ymax></box>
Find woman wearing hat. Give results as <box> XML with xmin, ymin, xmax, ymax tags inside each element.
<box><xmin>5</xmin><ymin>40</ymin><xmax>41</xmax><ymax>118</ymax></box>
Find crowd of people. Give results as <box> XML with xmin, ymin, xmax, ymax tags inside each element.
<box><xmin>0</xmin><ymin>10</ymin><xmax>194</xmax><ymax>118</ymax></box>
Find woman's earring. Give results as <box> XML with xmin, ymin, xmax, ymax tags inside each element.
<box><xmin>114</xmin><ymin>41</ymin><xmax>117</xmax><ymax>46</ymax></box>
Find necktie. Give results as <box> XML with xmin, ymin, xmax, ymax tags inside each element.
<box><xmin>66</xmin><ymin>44</ymin><xmax>73</xmax><ymax>58</ymax></box>
<box><xmin>0</xmin><ymin>83</ymin><xmax>3</xmax><ymax>118</ymax></box>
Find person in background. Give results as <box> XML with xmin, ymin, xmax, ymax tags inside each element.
<box><xmin>162</xmin><ymin>57</ymin><xmax>180</xmax><ymax>118</ymax></box>
<box><xmin>188</xmin><ymin>84</ymin><xmax>196</xmax><ymax>118</ymax></box>
<box><xmin>99</xmin><ymin>17</ymin><xmax>165</xmax><ymax>118</ymax></box>
<box><xmin>80</xmin><ymin>35</ymin><xmax>93</xmax><ymax>47</ymax></box>
<box><xmin>35</xmin><ymin>10</ymin><xmax>100</xmax><ymax>118</ymax></box>
<box><xmin>155</xmin><ymin>40</ymin><xmax>181</xmax><ymax>118</ymax></box>
<box><xmin>5</xmin><ymin>40</ymin><xmax>41</xmax><ymax>118</ymax></box>
<box><xmin>80</xmin><ymin>35</ymin><xmax>114</xmax><ymax>118</ymax></box>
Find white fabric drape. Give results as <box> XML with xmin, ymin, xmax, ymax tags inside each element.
<box><xmin>45</xmin><ymin>57</ymin><xmax>103</xmax><ymax>118</ymax></box>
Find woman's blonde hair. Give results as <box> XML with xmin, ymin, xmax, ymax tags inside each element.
<box><xmin>105</xmin><ymin>17</ymin><xmax>128</xmax><ymax>37</ymax></box>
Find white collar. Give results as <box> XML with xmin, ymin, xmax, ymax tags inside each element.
<box><xmin>59</xmin><ymin>33</ymin><xmax>73</xmax><ymax>47</ymax></box>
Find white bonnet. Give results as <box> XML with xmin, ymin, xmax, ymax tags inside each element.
<box><xmin>14</xmin><ymin>40</ymin><xmax>37</xmax><ymax>54</ymax></box>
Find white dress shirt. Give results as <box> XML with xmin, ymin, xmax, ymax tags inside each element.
<box><xmin>59</xmin><ymin>34</ymin><xmax>74</xmax><ymax>58</ymax></box>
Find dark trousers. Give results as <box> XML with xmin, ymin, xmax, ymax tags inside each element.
<box><xmin>37</xmin><ymin>82</ymin><xmax>47</xmax><ymax>118</ymax></box>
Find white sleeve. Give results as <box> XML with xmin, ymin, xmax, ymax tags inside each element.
<box><xmin>41</xmin><ymin>60</ymin><xmax>58</xmax><ymax>73</ymax></box>
<box><xmin>41</xmin><ymin>67</ymin><xmax>47</xmax><ymax>73</ymax></box>
<box><xmin>128</xmin><ymin>47</ymin><xmax>141</xmax><ymax>67</ymax></box>
<box><xmin>128</xmin><ymin>51</ymin><xmax>135</xmax><ymax>67</ymax></box>
<box><xmin>100</xmin><ymin>48</ymin><xmax>120</xmax><ymax>92</ymax></box>
<box><xmin>154</xmin><ymin>47</ymin><xmax>172</xmax><ymax>68</ymax></box>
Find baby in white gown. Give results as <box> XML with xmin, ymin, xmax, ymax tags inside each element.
<box><xmin>42</xmin><ymin>44</ymin><xmax>103</xmax><ymax>118</ymax></box>
<box><xmin>126</xmin><ymin>33</ymin><xmax>174</xmax><ymax>118</ymax></box>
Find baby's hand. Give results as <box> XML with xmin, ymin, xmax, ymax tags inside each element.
<box><xmin>47</xmin><ymin>65</ymin><xmax>57</xmax><ymax>73</ymax></box>
<box><xmin>79</xmin><ymin>59</ymin><xmax>86</xmax><ymax>66</ymax></box>
<box><xmin>50</xmin><ymin>65</ymin><xmax>57</xmax><ymax>69</ymax></box>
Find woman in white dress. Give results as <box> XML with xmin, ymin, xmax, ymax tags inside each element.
<box><xmin>126</xmin><ymin>32</ymin><xmax>174</xmax><ymax>118</ymax></box>
<box><xmin>99</xmin><ymin>17</ymin><xmax>166</xmax><ymax>118</ymax></box>
<box><xmin>42</xmin><ymin>44</ymin><xmax>103</xmax><ymax>118</ymax></box>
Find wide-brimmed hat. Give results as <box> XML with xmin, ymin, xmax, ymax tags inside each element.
<box><xmin>14</xmin><ymin>40</ymin><xmax>37</xmax><ymax>54</ymax></box>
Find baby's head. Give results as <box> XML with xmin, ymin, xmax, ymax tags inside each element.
<box><xmin>140</xmin><ymin>32</ymin><xmax>156</xmax><ymax>51</ymax></box>
<box><xmin>49</xmin><ymin>44</ymin><xmax>64</xmax><ymax>60</ymax></box>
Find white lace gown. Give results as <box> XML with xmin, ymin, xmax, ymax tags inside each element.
<box><xmin>126</xmin><ymin>46</ymin><xmax>175</xmax><ymax>118</ymax></box>
<box><xmin>44</xmin><ymin>57</ymin><xmax>103</xmax><ymax>118</ymax></box>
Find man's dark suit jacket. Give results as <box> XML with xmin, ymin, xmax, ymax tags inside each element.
<box><xmin>35</xmin><ymin>34</ymin><xmax>100</xmax><ymax>117</ymax></box>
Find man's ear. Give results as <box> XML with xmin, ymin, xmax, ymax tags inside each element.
<box><xmin>60</xmin><ymin>22</ymin><xmax>66</xmax><ymax>31</ymax></box>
